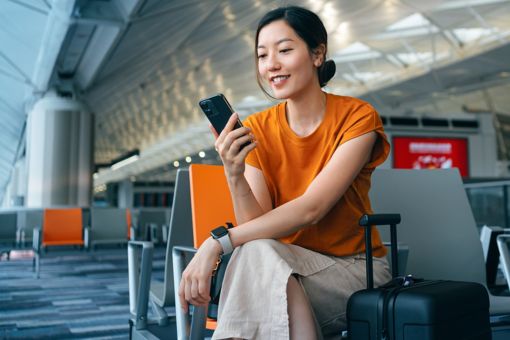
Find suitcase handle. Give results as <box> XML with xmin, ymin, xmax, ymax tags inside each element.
<box><xmin>359</xmin><ymin>214</ymin><xmax>401</xmax><ymax>289</ymax></box>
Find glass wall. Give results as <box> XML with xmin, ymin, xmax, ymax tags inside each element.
<box><xmin>464</xmin><ymin>180</ymin><xmax>510</xmax><ymax>229</ymax></box>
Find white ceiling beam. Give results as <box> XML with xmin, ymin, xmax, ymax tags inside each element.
<box><xmin>467</xmin><ymin>6</ymin><xmax>507</xmax><ymax>44</ymax></box>
<box><xmin>31</xmin><ymin>0</ymin><xmax>76</xmax><ymax>96</ymax></box>
<box><xmin>0</xmin><ymin>52</ymin><xmax>37</xmax><ymax>88</ymax></box>
<box><xmin>74</xmin><ymin>0</ymin><xmax>146</xmax><ymax>91</ymax></box>
<box><xmin>435</xmin><ymin>0</ymin><xmax>509</xmax><ymax>11</ymax></box>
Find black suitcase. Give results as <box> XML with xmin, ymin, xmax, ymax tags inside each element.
<box><xmin>346</xmin><ymin>214</ymin><xmax>492</xmax><ymax>340</ymax></box>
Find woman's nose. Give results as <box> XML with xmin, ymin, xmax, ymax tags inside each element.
<box><xmin>267</xmin><ymin>53</ymin><xmax>281</xmax><ymax>71</ymax></box>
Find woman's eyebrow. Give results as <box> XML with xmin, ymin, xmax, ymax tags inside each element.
<box><xmin>257</xmin><ymin>38</ymin><xmax>294</xmax><ymax>49</ymax></box>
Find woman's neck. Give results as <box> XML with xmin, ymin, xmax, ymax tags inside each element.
<box><xmin>286</xmin><ymin>86</ymin><xmax>326</xmax><ymax>137</ymax></box>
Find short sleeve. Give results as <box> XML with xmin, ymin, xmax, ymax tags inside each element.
<box><xmin>340</xmin><ymin>104</ymin><xmax>390</xmax><ymax>169</ymax></box>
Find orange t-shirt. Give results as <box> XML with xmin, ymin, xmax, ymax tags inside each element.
<box><xmin>243</xmin><ymin>92</ymin><xmax>389</xmax><ymax>257</ymax></box>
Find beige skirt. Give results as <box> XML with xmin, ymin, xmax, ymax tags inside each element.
<box><xmin>212</xmin><ymin>239</ymin><xmax>392</xmax><ymax>340</ymax></box>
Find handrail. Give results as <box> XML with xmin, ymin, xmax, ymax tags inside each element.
<box><xmin>463</xmin><ymin>180</ymin><xmax>510</xmax><ymax>189</ymax></box>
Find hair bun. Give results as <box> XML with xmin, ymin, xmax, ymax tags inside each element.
<box><xmin>318</xmin><ymin>60</ymin><xmax>336</xmax><ymax>87</ymax></box>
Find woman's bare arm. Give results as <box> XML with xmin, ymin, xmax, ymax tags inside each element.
<box><xmin>229</xmin><ymin>131</ymin><xmax>377</xmax><ymax>247</ymax></box>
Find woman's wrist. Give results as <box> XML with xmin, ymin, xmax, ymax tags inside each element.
<box><xmin>227</xmin><ymin>175</ymin><xmax>251</xmax><ymax>196</ymax></box>
<box><xmin>207</xmin><ymin>236</ymin><xmax>223</xmax><ymax>256</ymax></box>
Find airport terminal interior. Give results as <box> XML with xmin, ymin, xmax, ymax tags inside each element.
<box><xmin>1</xmin><ymin>0</ymin><xmax>510</xmax><ymax>339</ymax></box>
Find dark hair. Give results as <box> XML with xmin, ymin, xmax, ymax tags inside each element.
<box><xmin>255</xmin><ymin>6</ymin><xmax>336</xmax><ymax>95</ymax></box>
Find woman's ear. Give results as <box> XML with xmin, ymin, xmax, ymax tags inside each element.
<box><xmin>313</xmin><ymin>44</ymin><xmax>326</xmax><ymax>67</ymax></box>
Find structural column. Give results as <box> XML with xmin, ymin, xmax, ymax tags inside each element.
<box><xmin>26</xmin><ymin>91</ymin><xmax>93</xmax><ymax>207</ymax></box>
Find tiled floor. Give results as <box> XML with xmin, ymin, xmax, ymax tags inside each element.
<box><xmin>0</xmin><ymin>247</ymin><xmax>171</xmax><ymax>339</ymax></box>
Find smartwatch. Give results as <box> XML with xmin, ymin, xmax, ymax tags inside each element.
<box><xmin>211</xmin><ymin>225</ymin><xmax>234</xmax><ymax>255</ymax></box>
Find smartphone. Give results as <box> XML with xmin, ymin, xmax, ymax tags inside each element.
<box><xmin>199</xmin><ymin>93</ymin><xmax>243</xmax><ymax>134</ymax></box>
<box><xmin>199</xmin><ymin>94</ymin><xmax>251</xmax><ymax>149</ymax></box>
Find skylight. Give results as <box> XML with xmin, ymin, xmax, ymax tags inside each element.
<box><xmin>338</xmin><ymin>42</ymin><xmax>371</xmax><ymax>54</ymax></box>
<box><xmin>333</xmin><ymin>42</ymin><xmax>381</xmax><ymax>63</ymax></box>
<box><xmin>371</xmin><ymin>12</ymin><xmax>439</xmax><ymax>40</ymax></box>
<box><xmin>387</xmin><ymin>13</ymin><xmax>432</xmax><ymax>31</ymax></box>
<box><xmin>352</xmin><ymin>72</ymin><xmax>383</xmax><ymax>82</ymax></box>
<box><xmin>452</xmin><ymin>28</ymin><xmax>495</xmax><ymax>44</ymax></box>
<box><xmin>396</xmin><ymin>52</ymin><xmax>433</xmax><ymax>65</ymax></box>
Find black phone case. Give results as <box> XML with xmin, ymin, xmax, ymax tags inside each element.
<box><xmin>199</xmin><ymin>94</ymin><xmax>243</xmax><ymax>134</ymax></box>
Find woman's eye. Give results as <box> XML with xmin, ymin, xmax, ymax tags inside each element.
<box><xmin>280</xmin><ymin>48</ymin><xmax>292</xmax><ymax>54</ymax></box>
<box><xmin>257</xmin><ymin>54</ymin><xmax>267</xmax><ymax>59</ymax></box>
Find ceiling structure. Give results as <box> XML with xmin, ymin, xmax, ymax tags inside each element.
<box><xmin>0</xmin><ymin>0</ymin><xmax>510</xmax><ymax>201</ymax></box>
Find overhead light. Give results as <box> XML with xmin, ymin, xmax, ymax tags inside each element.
<box><xmin>111</xmin><ymin>150</ymin><xmax>140</xmax><ymax>171</ymax></box>
<box><xmin>173</xmin><ymin>161</ymin><xmax>180</xmax><ymax>167</ymax></box>
<box><xmin>198</xmin><ymin>151</ymin><xmax>206</xmax><ymax>158</ymax></box>
<box><xmin>185</xmin><ymin>156</ymin><xmax>192</xmax><ymax>163</ymax></box>
<box><xmin>93</xmin><ymin>172</ymin><xmax>98</xmax><ymax>179</ymax></box>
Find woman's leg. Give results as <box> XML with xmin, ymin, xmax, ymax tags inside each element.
<box><xmin>287</xmin><ymin>275</ymin><xmax>317</xmax><ymax>340</ymax></box>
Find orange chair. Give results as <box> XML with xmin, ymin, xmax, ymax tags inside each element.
<box><xmin>173</xmin><ymin>164</ymin><xmax>237</xmax><ymax>339</ymax></box>
<box><xmin>33</xmin><ymin>208</ymin><xmax>84</xmax><ymax>278</ymax></box>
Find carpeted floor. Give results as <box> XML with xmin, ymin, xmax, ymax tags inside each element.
<box><xmin>0</xmin><ymin>247</ymin><xmax>174</xmax><ymax>339</ymax></box>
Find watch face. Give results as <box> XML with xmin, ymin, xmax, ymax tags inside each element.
<box><xmin>211</xmin><ymin>226</ymin><xmax>228</xmax><ymax>239</ymax></box>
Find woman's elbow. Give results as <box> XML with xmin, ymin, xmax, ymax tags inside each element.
<box><xmin>301</xmin><ymin>200</ymin><xmax>326</xmax><ymax>225</ymax></box>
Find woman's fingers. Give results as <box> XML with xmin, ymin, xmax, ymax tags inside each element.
<box><xmin>198</xmin><ymin>277</ymin><xmax>211</xmax><ymax>303</ymax></box>
<box><xmin>184</xmin><ymin>276</ymin><xmax>192</xmax><ymax>306</ymax></box>
<box><xmin>190</xmin><ymin>279</ymin><xmax>200</xmax><ymax>304</ymax></box>
<box><xmin>220</xmin><ymin>127</ymin><xmax>251</xmax><ymax>157</ymax></box>
<box><xmin>178</xmin><ymin>278</ymin><xmax>188</xmax><ymax>313</ymax></box>
<box><xmin>225</xmin><ymin>112</ymin><xmax>241</xmax><ymax>132</ymax></box>
<box><xmin>216</xmin><ymin>113</ymin><xmax>239</xmax><ymax>146</ymax></box>
<box><xmin>181</xmin><ymin>267</ymin><xmax>213</xmax><ymax>307</ymax></box>
<box><xmin>228</xmin><ymin>133</ymin><xmax>254</xmax><ymax>154</ymax></box>
<box><xmin>236</xmin><ymin>139</ymin><xmax>258</xmax><ymax>159</ymax></box>
<box><xmin>179</xmin><ymin>238</ymin><xmax>223</xmax><ymax>307</ymax></box>
<box><xmin>216</xmin><ymin>114</ymin><xmax>249</xmax><ymax>152</ymax></box>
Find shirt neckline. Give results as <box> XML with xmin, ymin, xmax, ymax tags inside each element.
<box><xmin>277</xmin><ymin>92</ymin><xmax>332</xmax><ymax>146</ymax></box>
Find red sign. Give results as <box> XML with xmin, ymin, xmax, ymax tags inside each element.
<box><xmin>393</xmin><ymin>136</ymin><xmax>469</xmax><ymax>177</ymax></box>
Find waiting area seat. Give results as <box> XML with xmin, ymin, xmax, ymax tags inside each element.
<box><xmin>128</xmin><ymin>169</ymin><xmax>194</xmax><ymax>339</ymax></box>
<box><xmin>0</xmin><ymin>212</ymin><xmax>17</xmax><ymax>260</ymax></box>
<box><xmin>172</xmin><ymin>165</ymin><xmax>407</xmax><ymax>339</ymax></box>
<box><xmin>16</xmin><ymin>208</ymin><xmax>43</xmax><ymax>248</ymax></box>
<box><xmin>173</xmin><ymin>164</ymin><xmax>239</xmax><ymax>338</ymax></box>
<box><xmin>369</xmin><ymin>169</ymin><xmax>510</xmax><ymax>333</ymax></box>
<box><xmin>84</xmin><ymin>208</ymin><xmax>130</xmax><ymax>249</ymax></box>
<box><xmin>129</xmin><ymin>167</ymin><xmax>510</xmax><ymax>339</ymax></box>
<box><xmin>137</xmin><ymin>209</ymin><xmax>171</xmax><ymax>245</ymax></box>
<box><xmin>33</xmin><ymin>208</ymin><xmax>84</xmax><ymax>278</ymax></box>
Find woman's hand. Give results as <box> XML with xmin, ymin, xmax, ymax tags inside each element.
<box><xmin>178</xmin><ymin>237</ymin><xmax>223</xmax><ymax>313</ymax></box>
<box><xmin>211</xmin><ymin>113</ymin><xmax>257</xmax><ymax>179</ymax></box>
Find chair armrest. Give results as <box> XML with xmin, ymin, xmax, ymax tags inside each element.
<box><xmin>32</xmin><ymin>227</ymin><xmax>41</xmax><ymax>253</ymax></box>
<box><xmin>497</xmin><ymin>235</ymin><xmax>510</xmax><ymax>291</ymax></box>
<box><xmin>383</xmin><ymin>242</ymin><xmax>409</xmax><ymax>276</ymax></box>
<box><xmin>84</xmin><ymin>227</ymin><xmax>91</xmax><ymax>249</ymax></box>
<box><xmin>128</xmin><ymin>240</ymin><xmax>154</xmax><ymax>330</ymax></box>
<box><xmin>149</xmin><ymin>223</ymin><xmax>159</xmax><ymax>244</ymax></box>
<box><xmin>129</xmin><ymin>226</ymin><xmax>136</xmax><ymax>241</ymax></box>
<box><xmin>162</xmin><ymin>224</ymin><xmax>169</xmax><ymax>244</ymax></box>
<box><xmin>173</xmin><ymin>245</ymin><xmax>198</xmax><ymax>340</ymax></box>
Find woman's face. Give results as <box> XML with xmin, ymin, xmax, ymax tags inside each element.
<box><xmin>257</xmin><ymin>20</ymin><xmax>322</xmax><ymax>100</ymax></box>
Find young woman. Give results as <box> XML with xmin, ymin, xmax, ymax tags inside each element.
<box><xmin>179</xmin><ymin>6</ymin><xmax>392</xmax><ymax>340</ymax></box>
